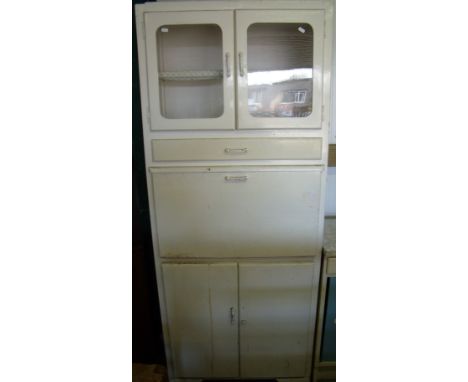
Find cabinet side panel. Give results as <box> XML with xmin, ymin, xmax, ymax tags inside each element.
<box><xmin>239</xmin><ymin>262</ymin><xmax>316</xmax><ymax>377</ymax></box>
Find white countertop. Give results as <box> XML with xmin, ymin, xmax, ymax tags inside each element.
<box><xmin>324</xmin><ymin>217</ymin><xmax>336</xmax><ymax>253</ymax></box>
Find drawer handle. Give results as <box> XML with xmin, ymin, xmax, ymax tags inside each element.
<box><xmin>224</xmin><ymin>175</ymin><xmax>248</xmax><ymax>182</ymax></box>
<box><xmin>224</xmin><ymin>147</ymin><xmax>248</xmax><ymax>154</ymax></box>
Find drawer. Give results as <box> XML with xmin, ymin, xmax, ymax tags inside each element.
<box><xmin>151</xmin><ymin>166</ymin><xmax>323</xmax><ymax>258</ymax></box>
<box><xmin>152</xmin><ymin>138</ymin><xmax>322</xmax><ymax>161</ymax></box>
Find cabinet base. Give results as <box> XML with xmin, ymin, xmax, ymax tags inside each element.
<box><xmin>170</xmin><ymin>378</ymin><xmax>311</xmax><ymax>382</ymax></box>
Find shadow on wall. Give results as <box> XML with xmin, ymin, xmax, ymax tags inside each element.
<box><xmin>133</xmin><ymin>0</ymin><xmax>166</xmax><ymax>364</ymax></box>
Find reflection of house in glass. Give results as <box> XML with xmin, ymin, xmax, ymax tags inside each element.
<box><xmin>248</xmin><ymin>68</ymin><xmax>313</xmax><ymax>118</ymax></box>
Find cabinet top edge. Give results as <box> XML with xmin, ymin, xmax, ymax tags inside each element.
<box><xmin>135</xmin><ymin>1</ymin><xmax>334</xmax><ymax>14</ymax></box>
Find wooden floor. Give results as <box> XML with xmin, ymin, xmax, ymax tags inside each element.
<box><xmin>133</xmin><ymin>363</ymin><xmax>167</xmax><ymax>382</ymax></box>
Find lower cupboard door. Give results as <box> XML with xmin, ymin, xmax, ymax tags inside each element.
<box><xmin>239</xmin><ymin>262</ymin><xmax>316</xmax><ymax>377</ymax></box>
<box><xmin>162</xmin><ymin>263</ymin><xmax>239</xmax><ymax>378</ymax></box>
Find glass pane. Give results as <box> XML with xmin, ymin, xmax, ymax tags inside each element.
<box><xmin>320</xmin><ymin>277</ymin><xmax>336</xmax><ymax>362</ymax></box>
<box><xmin>157</xmin><ymin>24</ymin><xmax>223</xmax><ymax>119</ymax></box>
<box><xmin>247</xmin><ymin>23</ymin><xmax>313</xmax><ymax>118</ymax></box>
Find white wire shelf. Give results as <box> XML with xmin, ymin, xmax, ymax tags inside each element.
<box><xmin>158</xmin><ymin>70</ymin><xmax>223</xmax><ymax>81</ymax></box>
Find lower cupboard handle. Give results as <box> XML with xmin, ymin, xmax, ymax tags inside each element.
<box><xmin>224</xmin><ymin>176</ymin><xmax>248</xmax><ymax>182</ymax></box>
<box><xmin>230</xmin><ymin>307</ymin><xmax>235</xmax><ymax>325</ymax></box>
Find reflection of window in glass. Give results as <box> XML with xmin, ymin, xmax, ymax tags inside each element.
<box><xmin>156</xmin><ymin>24</ymin><xmax>224</xmax><ymax>119</ymax></box>
<box><xmin>294</xmin><ymin>91</ymin><xmax>307</xmax><ymax>103</ymax></box>
<box><xmin>247</xmin><ymin>23</ymin><xmax>313</xmax><ymax>118</ymax></box>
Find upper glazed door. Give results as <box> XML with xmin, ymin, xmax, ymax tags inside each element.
<box><xmin>144</xmin><ymin>11</ymin><xmax>235</xmax><ymax>130</ymax></box>
<box><xmin>236</xmin><ymin>10</ymin><xmax>325</xmax><ymax>129</ymax></box>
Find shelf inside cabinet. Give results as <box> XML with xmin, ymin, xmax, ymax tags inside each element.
<box><xmin>158</xmin><ymin>70</ymin><xmax>223</xmax><ymax>81</ymax></box>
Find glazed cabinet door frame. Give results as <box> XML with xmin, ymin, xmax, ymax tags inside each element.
<box><xmin>143</xmin><ymin>8</ymin><xmax>326</xmax><ymax>132</ymax></box>
<box><xmin>236</xmin><ymin>10</ymin><xmax>325</xmax><ymax>130</ymax></box>
<box><xmin>144</xmin><ymin>11</ymin><xmax>236</xmax><ymax>131</ymax></box>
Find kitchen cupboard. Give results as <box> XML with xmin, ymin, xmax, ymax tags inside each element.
<box><xmin>163</xmin><ymin>262</ymin><xmax>318</xmax><ymax>378</ymax></box>
<box><xmin>135</xmin><ymin>1</ymin><xmax>334</xmax><ymax>381</ymax></box>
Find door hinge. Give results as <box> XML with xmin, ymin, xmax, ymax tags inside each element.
<box><xmin>142</xmin><ymin>21</ymin><xmax>146</xmax><ymax>41</ymax></box>
<box><xmin>321</xmin><ymin>105</ymin><xmax>325</xmax><ymax>121</ymax></box>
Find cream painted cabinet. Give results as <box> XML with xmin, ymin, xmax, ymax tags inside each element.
<box><xmin>135</xmin><ymin>1</ymin><xmax>334</xmax><ymax>381</ymax></box>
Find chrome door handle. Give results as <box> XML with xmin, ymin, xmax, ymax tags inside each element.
<box><xmin>224</xmin><ymin>175</ymin><xmax>248</xmax><ymax>182</ymax></box>
<box><xmin>230</xmin><ymin>307</ymin><xmax>235</xmax><ymax>325</ymax></box>
<box><xmin>224</xmin><ymin>147</ymin><xmax>248</xmax><ymax>154</ymax></box>
<box><xmin>238</xmin><ymin>52</ymin><xmax>245</xmax><ymax>77</ymax></box>
<box><xmin>225</xmin><ymin>52</ymin><xmax>231</xmax><ymax>78</ymax></box>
